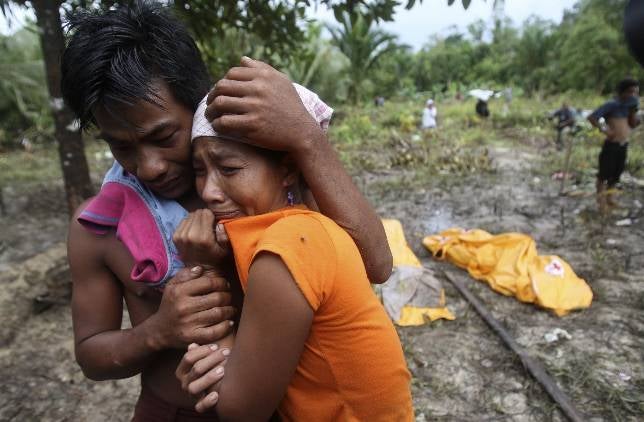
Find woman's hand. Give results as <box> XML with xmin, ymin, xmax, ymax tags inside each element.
<box><xmin>176</xmin><ymin>342</ymin><xmax>232</xmax><ymax>412</ymax></box>
<box><xmin>173</xmin><ymin>209</ymin><xmax>231</xmax><ymax>268</ymax></box>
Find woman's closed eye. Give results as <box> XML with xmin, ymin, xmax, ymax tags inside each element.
<box><xmin>219</xmin><ymin>165</ymin><xmax>241</xmax><ymax>176</ymax></box>
<box><xmin>157</xmin><ymin>132</ymin><xmax>178</xmax><ymax>147</ymax></box>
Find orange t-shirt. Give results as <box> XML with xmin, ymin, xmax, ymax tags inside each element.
<box><xmin>224</xmin><ymin>207</ymin><xmax>413</xmax><ymax>422</ymax></box>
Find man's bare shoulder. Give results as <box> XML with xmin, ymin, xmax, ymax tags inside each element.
<box><xmin>67</xmin><ymin>199</ymin><xmax>147</xmax><ymax>298</ymax></box>
<box><xmin>67</xmin><ymin>198</ymin><xmax>132</xmax><ymax>283</ymax></box>
<box><xmin>68</xmin><ymin>198</ymin><xmax>109</xmax><ymax>264</ymax></box>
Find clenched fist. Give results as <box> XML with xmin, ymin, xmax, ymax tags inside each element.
<box><xmin>173</xmin><ymin>209</ymin><xmax>230</xmax><ymax>269</ymax></box>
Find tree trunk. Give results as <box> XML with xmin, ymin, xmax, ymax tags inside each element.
<box><xmin>32</xmin><ymin>0</ymin><xmax>94</xmax><ymax>216</ymax></box>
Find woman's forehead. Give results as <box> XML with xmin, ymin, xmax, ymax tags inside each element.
<box><xmin>195</xmin><ymin>137</ymin><xmax>253</xmax><ymax>159</ymax></box>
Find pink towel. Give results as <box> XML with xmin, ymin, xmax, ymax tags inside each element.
<box><xmin>78</xmin><ymin>162</ymin><xmax>187</xmax><ymax>288</ymax></box>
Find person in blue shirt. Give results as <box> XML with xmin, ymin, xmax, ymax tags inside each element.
<box><xmin>587</xmin><ymin>78</ymin><xmax>640</xmax><ymax>209</ymax></box>
<box><xmin>549</xmin><ymin>102</ymin><xmax>576</xmax><ymax>150</ymax></box>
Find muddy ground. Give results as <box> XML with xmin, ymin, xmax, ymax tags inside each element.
<box><xmin>0</xmin><ymin>141</ymin><xmax>643</xmax><ymax>421</ymax></box>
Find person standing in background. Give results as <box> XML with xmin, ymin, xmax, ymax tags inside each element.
<box><xmin>587</xmin><ymin>78</ymin><xmax>640</xmax><ymax>210</ymax></box>
<box><xmin>422</xmin><ymin>99</ymin><xmax>438</xmax><ymax>130</ymax></box>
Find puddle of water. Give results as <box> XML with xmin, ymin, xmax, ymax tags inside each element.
<box><xmin>423</xmin><ymin>207</ymin><xmax>456</xmax><ymax>234</ymax></box>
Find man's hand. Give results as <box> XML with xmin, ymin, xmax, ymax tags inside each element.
<box><xmin>176</xmin><ymin>342</ymin><xmax>232</xmax><ymax>412</ymax></box>
<box><xmin>147</xmin><ymin>266</ymin><xmax>235</xmax><ymax>350</ymax></box>
<box><xmin>628</xmin><ymin>110</ymin><xmax>641</xmax><ymax>129</ymax></box>
<box><xmin>174</xmin><ymin>209</ymin><xmax>230</xmax><ymax>268</ymax></box>
<box><xmin>205</xmin><ymin>56</ymin><xmax>323</xmax><ymax>153</ymax></box>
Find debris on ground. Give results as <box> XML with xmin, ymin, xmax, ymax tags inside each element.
<box><xmin>544</xmin><ymin>328</ymin><xmax>573</xmax><ymax>343</ymax></box>
<box><xmin>615</xmin><ymin>218</ymin><xmax>633</xmax><ymax>226</ymax></box>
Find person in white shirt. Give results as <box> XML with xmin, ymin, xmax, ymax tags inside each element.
<box><xmin>422</xmin><ymin>99</ymin><xmax>437</xmax><ymax>129</ymax></box>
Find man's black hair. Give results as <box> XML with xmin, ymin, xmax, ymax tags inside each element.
<box><xmin>616</xmin><ymin>77</ymin><xmax>640</xmax><ymax>95</ymax></box>
<box><xmin>61</xmin><ymin>0</ymin><xmax>211</xmax><ymax>129</ymax></box>
<box><xmin>625</xmin><ymin>0</ymin><xmax>644</xmax><ymax>67</ymax></box>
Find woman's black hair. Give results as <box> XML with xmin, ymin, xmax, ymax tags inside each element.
<box><xmin>61</xmin><ymin>0</ymin><xmax>211</xmax><ymax>129</ymax></box>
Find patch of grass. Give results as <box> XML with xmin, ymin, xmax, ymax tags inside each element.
<box><xmin>331</xmin><ymin>101</ymin><xmax>499</xmax><ymax>176</ymax></box>
<box><xmin>548</xmin><ymin>353</ymin><xmax>644</xmax><ymax>419</ymax></box>
<box><xmin>0</xmin><ymin>146</ymin><xmax>61</xmax><ymax>186</ymax></box>
<box><xmin>626</xmin><ymin>142</ymin><xmax>644</xmax><ymax>177</ymax></box>
<box><xmin>0</xmin><ymin>138</ymin><xmax>112</xmax><ymax>188</ymax></box>
<box><xmin>587</xmin><ymin>242</ymin><xmax>624</xmax><ymax>279</ymax></box>
<box><xmin>534</xmin><ymin>134</ymin><xmax>602</xmax><ymax>179</ymax></box>
<box><xmin>330</xmin><ymin>94</ymin><xmax>623</xmax><ymax>183</ymax></box>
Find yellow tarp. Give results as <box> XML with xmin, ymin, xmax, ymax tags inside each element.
<box><xmin>383</xmin><ymin>219</ymin><xmax>422</xmax><ymax>268</ymax></box>
<box><xmin>422</xmin><ymin>228</ymin><xmax>593</xmax><ymax>316</ymax></box>
<box><xmin>381</xmin><ymin>219</ymin><xmax>455</xmax><ymax>325</ymax></box>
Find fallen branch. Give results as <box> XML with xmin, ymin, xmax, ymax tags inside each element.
<box><xmin>559</xmin><ymin>134</ymin><xmax>575</xmax><ymax>195</ymax></box>
<box><xmin>442</xmin><ymin>270</ymin><xmax>585</xmax><ymax>422</ymax></box>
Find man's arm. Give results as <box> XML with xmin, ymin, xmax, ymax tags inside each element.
<box><xmin>587</xmin><ymin>105</ymin><xmax>615</xmax><ymax>139</ymax></box>
<box><xmin>588</xmin><ymin>114</ymin><xmax>613</xmax><ymax>139</ymax></box>
<box><xmin>628</xmin><ymin>110</ymin><xmax>641</xmax><ymax>129</ymax></box>
<box><xmin>587</xmin><ymin>114</ymin><xmax>603</xmax><ymax>132</ymax></box>
<box><xmin>291</xmin><ymin>131</ymin><xmax>392</xmax><ymax>282</ymax></box>
<box><xmin>588</xmin><ymin>116</ymin><xmax>616</xmax><ymax>140</ymax></box>
<box><xmin>68</xmin><ymin>208</ymin><xmax>235</xmax><ymax>380</ymax></box>
<box><xmin>587</xmin><ymin>106</ymin><xmax>602</xmax><ymax>129</ymax></box>
<box><xmin>205</xmin><ymin>57</ymin><xmax>393</xmax><ymax>284</ymax></box>
<box><xmin>587</xmin><ymin>115</ymin><xmax>599</xmax><ymax>128</ymax></box>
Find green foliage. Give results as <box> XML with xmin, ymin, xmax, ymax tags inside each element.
<box><xmin>512</xmin><ymin>17</ymin><xmax>556</xmax><ymax>92</ymax></box>
<box><xmin>172</xmin><ymin>0</ymin><xmax>404</xmax><ymax>77</ymax></box>
<box><xmin>407</xmin><ymin>0</ymin><xmax>475</xmax><ymax>9</ymax></box>
<box><xmin>556</xmin><ymin>0</ymin><xmax>640</xmax><ymax>93</ymax></box>
<box><xmin>414</xmin><ymin>33</ymin><xmax>477</xmax><ymax>93</ymax></box>
<box><xmin>3</xmin><ymin>0</ymin><xmax>644</xmax><ymax>149</ymax></box>
<box><xmin>332</xmin><ymin>112</ymin><xmax>378</xmax><ymax>146</ymax></box>
<box><xmin>405</xmin><ymin>0</ymin><xmax>644</xmax><ymax>99</ymax></box>
<box><xmin>0</xmin><ymin>0</ymin><xmax>413</xmax><ymax>147</ymax></box>
<box><xmin>369</xmin><ymin>47</ymin><xmax>417</xmax><ymax>99</ymax></box>
<box><xmin>283</xmin><ymin>23</ymin><xmax>350</xmax><ymax>103</ymax></box>
<box><xmin>173</xmin><ymin>0</ymin><xmax>303</xmax><ymax>77</ymax></box>
<box><xmin>327</xmin><ymin>12</ymin><xmax>403</xmax><ymax>103</ymax></box>
<box><xmin>0</xmin><ymin>26</ymin><xmax>52</xmax><ymax>150</ymax></box>
<box><xmin>627</xmin><ymin>146</ymin><xmax>644</xmax><ymax>177</ymax></box>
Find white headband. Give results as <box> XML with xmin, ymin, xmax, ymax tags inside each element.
<box><xmin>191</xmin><ymin>82</ymin><xmax>333</xmax><ymax>142</ymax></box>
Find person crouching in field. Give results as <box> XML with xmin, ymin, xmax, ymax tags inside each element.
<box><xmin>549</xmin><ymin>102</ymin><xmax>576</xmax><ymax>150</ymax></box>
<box><xmin>172</xmin><ymin>95</ymin><xmax>414</xmax><ymax>421</ymax></box>
<box><xmin>587</xmin><ymin>78</ymin><xmax>640</xmax><ymax>210</ymax></box>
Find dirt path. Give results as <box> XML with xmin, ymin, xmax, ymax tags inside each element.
<box><xmin>0</xmin><ymin>183</ymin><xmax>139</xmax><ymax>421</ymax></box>
<box><xmin>0</xmin><ymin>243</ymin><xmax>139</xmax><ymax>421</ymax></box>
<box><xmin>1</xmin><ymin>145</ymin><xmax>642</xmax><ymax>421</ymax></box>
<box><xmin>368</xmin><ymin>146</ymin><xmax>644</xmax><ymax>421</ymax></box>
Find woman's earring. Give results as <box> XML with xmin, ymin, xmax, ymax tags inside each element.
<box><xmin>287</xmin><ymin>191</ymin><xmax>295</xmax><ymax>206</ymax></box>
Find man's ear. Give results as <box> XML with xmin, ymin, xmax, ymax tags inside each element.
<box><xmin>280</xmin><ymin>155</ymin><xmax>300</xmax><ymax>187</ymax></box>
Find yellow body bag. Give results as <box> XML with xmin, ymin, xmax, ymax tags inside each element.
<box><xmin>422</xmin><ymin>228</ymin><xmax>593</xmax><ymax>316</ymax></box>
<box><xmin>381</xmin><ymin>219</ymin><xmax>455</xmax><ymax>325</ymax></box>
